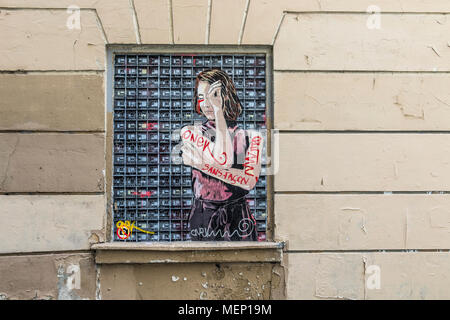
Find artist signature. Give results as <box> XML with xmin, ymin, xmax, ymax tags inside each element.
<box><xmin>190</xmin><ymin>218</ymin><xmax>255</xmax><ymax>239</ymax></box>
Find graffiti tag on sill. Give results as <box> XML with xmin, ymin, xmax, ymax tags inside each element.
<box><xmin>116</xmin><ymin>220</ymin><xmax>155</xmax><ymax>240</ymax></box>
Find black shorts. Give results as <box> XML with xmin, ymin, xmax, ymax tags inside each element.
<box><xmin>188</xmin><ymin>197</ymin><xmax>258</xmax><ymax>241</ymax></box>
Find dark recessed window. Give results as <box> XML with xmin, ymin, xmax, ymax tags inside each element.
<box><xmin>112</xmin><ymin>53</ymin><xmax>268</xmax><ymax>242</ymax></box>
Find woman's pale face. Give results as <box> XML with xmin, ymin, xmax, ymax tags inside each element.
<box><xmin>197</xmin><ymin>81</ymin><xmax>215</xmax><ymax>120</ymax></box>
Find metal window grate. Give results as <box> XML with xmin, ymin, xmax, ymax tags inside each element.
<box><xmin>112</xmin><ymin>53</ymin><xmax>268</xmax><ymax>242</ymax></box>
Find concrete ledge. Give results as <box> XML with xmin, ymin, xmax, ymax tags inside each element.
<box><xmin>0</xmin><ymin>195</ymin><xmax>105</xmax><ymax>254</ymax></box>
<box><xmin>93</xmin><ymin>242</ymin><xmax>284</xmax><ymax>264</ymax></box>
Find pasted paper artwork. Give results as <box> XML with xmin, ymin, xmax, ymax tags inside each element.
<box><xmin>178</xmin><ymin>69</ymin><xmax>263</xmax><ymax>241</ymax></box>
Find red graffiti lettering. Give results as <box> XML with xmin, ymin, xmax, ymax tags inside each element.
<box><xmin>145</xmin><ymin>122</ymin><xmax>158</xmax><ymax>130</ymax></box>
<box><xmin>244</xmin><ymin>164</ymin><xmax>255</xmax><ymax>177</ymax></box>
<box><xmin>182</xmin><ymin>129</ymin><xmax>226</xmax><ymax>165</ymax></box>
<box><xmin>243</xmin><ymin>135</ymin><xmax>262</xmax><ymax>176</ymax></box>
<box><xmin>200</xmin><ymin>163</ymin><xmax>252</xmax><ymax>187</ymax></box>
<box><xmin>132</xmin><ymin>191</ymin><xmax>155</xmax><ymax>198</ymax></box>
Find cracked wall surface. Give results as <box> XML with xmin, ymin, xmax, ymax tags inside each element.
<box><xmin>0</xmin><ymin>0</ymin><xmax>450</xmax><ymax>300</ymax></box>
<box><xmin>0</xmin><ymin>253</ymin><xmax>96</xmax><ymax>300</ymax></box>
<box><xmin>99</xmin><ymin>262</ymin><xmax>284</xmax><ymax>300</ymax></box>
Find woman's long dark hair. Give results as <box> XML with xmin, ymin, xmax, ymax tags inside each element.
<box><xmin>193</xmin><ymin>69</ymin><xmax>242</xmax><ymax>121</ymax></box>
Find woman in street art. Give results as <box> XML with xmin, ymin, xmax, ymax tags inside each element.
<box><xmin>179</xmin><ymin>69</ymin><xmax>263</xmax><ymax>241</ymax></box>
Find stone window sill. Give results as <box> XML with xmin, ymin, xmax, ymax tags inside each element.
<box><xmin>92</xmin><ymin>242</ymin><xmax>284</xmax><ymax>264</ymax></box>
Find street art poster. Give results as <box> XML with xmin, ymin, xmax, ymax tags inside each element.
<box><xmin>113</xmin><ymin>54</ymin><xmax>268</xmax><ymax>242</ymax></box>
<box><xmin>177</xmin><ymin>69</ymin><xmax>263</xmax><ymax>241</ymax></box>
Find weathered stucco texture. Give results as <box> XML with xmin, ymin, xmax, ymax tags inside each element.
<box><xmin>275</xmin><ymin>134</ymin><xmax>450</xmax><ymax>192</ymax></box>
<box><xmin>287</xmin><ymin>253</ymin><xmax>450</xmax><ymax>300</ymax></box>
<box><xmin>0</xmin><ymin>9</ymin><xmax>105</xmax><ymax>70</ymax></box>
<box><xmin>275</xmin><ymin>194</ymin><xmax>450</xmax><ymax>251</ymax></box>
<box><xmin>0</xmin><ymin>195</ymin><xmax>105</xmax><ymax>254</ymax></box>
<box><xmin>274</xmin><ymin>13</ymin><xmax>450</xmax><ymax>71</ymax></box>
<box><xmin>0</xmin><ymin>133</ymin><xmax>105</xmax><ymax>193</ymax></box>
<box><xmin>0</xmin><ymin>74</ymin><xmax>104</xmax><ymax>131</ymax></box>
<box><xmin>274</xmin><ymin>72</ymin><xmax>450</xmax><ymax>131</ymax></box>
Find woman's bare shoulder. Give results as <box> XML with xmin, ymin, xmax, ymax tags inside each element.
<box><xmin>180</xmin><ymin>124</ymin><xmax>202</xmax><ymax>135</ymax></box>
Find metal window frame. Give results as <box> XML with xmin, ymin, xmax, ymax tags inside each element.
<box><xmin>105</xmin><ymin>44</ymin><xmax>274</xmax><ymax>243</ymax></box>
